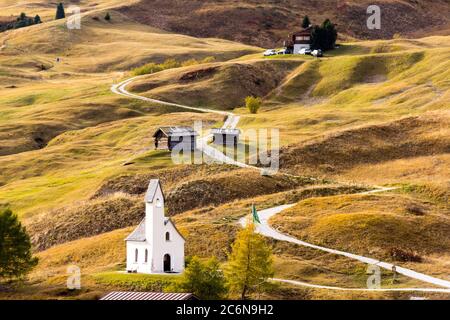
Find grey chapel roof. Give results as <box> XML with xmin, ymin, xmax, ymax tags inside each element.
<box><xmin>125</xmin><ymin>218</ymin><xmax>146</xmax><ymax>241</ymax></box>
<box><xmin>125</xmin><ymin>218</ymin><xmax>168</xmax><ymax>242</ymax></box>
<box><xmin>125</xmin><ymin>218</ymin><xmax>185</xmax><ymax>242</ymax></box>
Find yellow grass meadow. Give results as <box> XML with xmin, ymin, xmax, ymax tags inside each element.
<box><xmin>0</xmin><ymin>0</ymin><xmax>449</xmax><ymax>300</ymax></box>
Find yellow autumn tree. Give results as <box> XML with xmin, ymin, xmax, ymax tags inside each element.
<box><xmin>225</xmin><ymin>223</ymin><xmax>274</xmax><ymax>299</ymax></box>
<box><xmin>245</xmin><ymin>96</ymin><xmax>262</xmax><ymax>114</ymax></box>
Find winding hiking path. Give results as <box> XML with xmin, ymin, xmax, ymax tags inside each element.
<box><xmin>112</xmin><ymin>76</ymin><xmax>248</xmax><ymax>168</ymax></box>
<box><xmin>112</xmin><ymin>76</ymin><xmax>233</xmax><ymax>117</ymax></box>
<box><xmin>239</xmin><ymin>189</ymin><xmax>450</xmax><ymax>291</ymax></box>
<box><xmin>272</xmin><ymin>278</ymin><xmax>450</xmax><ymax>293</ymax></box>
<box><xmin>111</xmin><ymin>76</ymin><xmax>450</xmax><ymax>293</ymax></box>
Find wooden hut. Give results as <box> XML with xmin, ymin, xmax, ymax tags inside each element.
<box><xmin>153</xmin><ymin>127</ymin><xmax>198</xmax><ymax>151</ymax></box>
<box><xmin>211</xmin><ymin>128</ymin><xmax>240</xmax><ymax>146</ymax></box>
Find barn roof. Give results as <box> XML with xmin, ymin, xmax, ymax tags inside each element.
<box><xmin>100</xmin><ymin>291</ymin><xmax>197</xmax><ymax>300</ymax></box>
<box><xmin>145</xmin><ymin>179</ymin><xmax>164</xmax><ymax>203</ymax></box>
<box><xmin>153</xmin><ymin>126</ymin><xmax>199</xmax><ymax>138</ymax></box>
<box><xmin>210</xmin><ymin>128</ymin><xmax>240</xmax><ymax>135</ymax></box>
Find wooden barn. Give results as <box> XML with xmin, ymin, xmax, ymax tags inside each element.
<box><xmin>153</xmin><ymin>127</ymin><xmax>198</xmax><ymax>151</ymax></box>
<box><xmin>211</xmin><ymin>128</ymin><xmax>240</xmax><ymax>146</ymax></box>
<box><xmin>100</xmin><ymin>292</ymin><xmax>198</xmax><ymax>300</ymax></box>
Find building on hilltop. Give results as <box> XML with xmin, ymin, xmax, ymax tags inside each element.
<box><xmin>125</xmin><ymin>179</ymin><xmax>185</xmax><ymax>274</ymax></box>
<box><xmin>285</xmin><ymin>27</ymin><xmax>312</xmax><ymax>54</ymax></box>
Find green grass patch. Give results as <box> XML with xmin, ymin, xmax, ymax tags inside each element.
<box><xmin>399</xmin><ymin>183</ymin><xmax>449</xmax><ymax>205</ymax></box>
<box><xmin>93</xmin><ymin>272</ymin><xmax>181</xmax><ymax>291</ymax></box>
<box><xmin>130</xmin><ymin>150</ymin><xmax>173</xmax><ymax>165</ymax></box>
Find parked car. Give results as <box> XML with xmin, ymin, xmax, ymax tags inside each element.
<box><xmin>312</xmin><ymin>49</ymin><xmax>323</xmax><ymax>57</ymax></box>
<box><xmin>299</xmin><ymin>48</ymin><xmax>312</xmax><ymax>55</ymax></box>
<box><xmin>277</xmin><ymin>48</ymin><xmax>290</xmax><ymax>55</ymax></box>
<box><xmin>263</xmin><ymin>49</ymin><xmax>277</xmax><ymax>56</ymax></box>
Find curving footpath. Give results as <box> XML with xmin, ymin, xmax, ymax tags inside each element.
<box><xmin>112</xmin><ymin>76</ymin><xmax>233</xmax><ymax>117</ymax></box>
<box><xmin>273</xmin><ymin>278</ymin><xmax>450</xmax><ymax>293</ymax></box>
<box><xmin>239</xmin><ymin>197</ymin><xmax>450</xmax><ymax>292</ymax></box>
<box><xmin>112</xmin><ymin>76</ymin><xmax>450</xmax><ymax>293</ymax></box>
<box><xmin>112</xmin><ymin>77</ymin><xmax>248</xmax><ymax>168</ymax></box>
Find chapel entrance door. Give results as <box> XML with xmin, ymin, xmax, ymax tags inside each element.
<box><xmin>163</xmin><ymin>254</ymin><xmax>171</xmax><ymax>273</ymax></box>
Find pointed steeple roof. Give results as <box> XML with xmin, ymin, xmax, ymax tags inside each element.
<box><xmin>144</xmin><ymin>179</ymin><xmax>164</xmax><ymax>203</ymax></box>
<box><xmin>126</xmin><ymin>179</ymin><xmax>185</xmax><ymax>243</ymax></box>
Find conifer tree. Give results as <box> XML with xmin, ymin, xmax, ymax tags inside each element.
<box><xmin>34</xmin><ymin>15</ymin><xmax>42</xmax><ymax>24</ymax></box>
<box><xmin>302</xmin><ymin>15</ymin><xmax>311</xmax><ymax>29</ymax></box>
<box><xmin>310</xmin><ymin>19</ymin><xmax>338</xmax><ymax>51</ymax></box>
<box><xmin>55</xmin><ymin>3</ymin><xmax>65</xmax><ymax>20</ymax></box>
<box><xmin>0</xmin><ymin>209</ymin><xmax>38</xmax><ymax>281</ymax></box>
<box><xmin>225</xmin><ymin>223</ymin><xmax>273</xmax><ymax>299</ymax></box>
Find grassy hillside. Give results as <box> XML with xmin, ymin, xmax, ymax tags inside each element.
<box><xmin>231</xmin><ymin>41</ymin><xmax>450</xmax><ymax>195</ymax></box>
<box><xmin>0</xmin><ymin>4</ymin><xmax>258</xmax><ymax>217</ymax></box>
<box><xmin>0</xmin><ymin>0</ymin><xmax>449</xmax><ymax>300</ymax></box>
<box><xmin>128</xmin><ymin>59</ymin><xmax>302</xmax><ymax>109</ymax></box>
<box><xmin>0</xmin><ymin>111</ymin><xmax>221</xmax><ymax>217</ymax></box>
<box><xmin>118</xmin><ymin>0</ymin><xmax>450</xmax><ymax>47</ymax></box>
<box><xmin>0</xmin><ymin>10</ymin><xmax>258</xmax><ymax>155</ymax></box>
<box><xmin>0</xmin><ymin>1</ymin><xmax>134</xmax><ymax>21</ymax></box>
<box><xmin>277</xmin><ymin>111</ymin><xmax>450</xmax><ymax>176</ymax></box>
<box><xmin>2</xmin><ymin>12</ymin><xmax>259</xmax><ymax>72</ymax></box>
<box><xmin>4</xmin><ymin>1</ymin><xmax>450</xmax><ymax>47</ymax></box>
<box><xmin>24</xmin><ymin>167</ymin><xmax>315</xmax><ymax>251</ymax></box>
<box><xmin>271</xmin><ymin>192</ymin><xmax>450</xmax><ymax>277</ymax></box>
<box><xmin>5</xmin><ymin>185</ymin><xmax>447</xmax><ymax>300</ymax></box>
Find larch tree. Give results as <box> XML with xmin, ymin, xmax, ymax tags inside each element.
<box><xmin>245</xmin><ymin>96</ymin><xmax>262</xmax><ymax>114</ymax></box>
<box><xmin>225</xmin><ymin>223</ymin><xmax>274</xmax><ymax>299</ymax></box>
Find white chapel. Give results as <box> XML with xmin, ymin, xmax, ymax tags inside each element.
<box><xmin>125</xmin><ymin>179</ymin><xmax>185</xmax><ymax>274</ymax></box>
